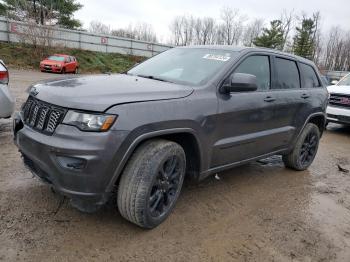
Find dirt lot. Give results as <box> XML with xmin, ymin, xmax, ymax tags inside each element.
<box><xmin>1</xmin><ymin>70</ymin><xmax>350</xmax><ymax>262</ymax></box>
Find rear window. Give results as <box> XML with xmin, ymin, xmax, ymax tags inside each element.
<box><xmin>274</xmin><ymin>58</ymin><xmax>300</xmax><ymax>89</ymax></box>
<box><xmin>300</xmin><ymin>63</ymin><xmax>320</xmax><ymax>88</ymax></box>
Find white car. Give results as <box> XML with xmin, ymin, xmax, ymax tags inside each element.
<box><xmin>0</xmin><ymin>60</ymin><xmax>15</xmax><ymax>119</ymax></box>
<box><xmin>326</xmin><ymin>73</ymin><xmax>350</xmax><ymax>126</ymax></box>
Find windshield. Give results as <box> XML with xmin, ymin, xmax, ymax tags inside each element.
<box><xmin>128</xmin><ymin>48</ymin><xmax>238</xmax><ymax>85</ymax></box>
<box><xmin>47</xmin><ymin>56</ymin><xmax>65</xmax><ymax>62</ymax></box>
<box><xmin>337</xmin><ymin>74</ymin><xmax>350</xmax><ymax>86</ymax></box>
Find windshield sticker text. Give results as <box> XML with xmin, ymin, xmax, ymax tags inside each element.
<box><xmin>203</xmin><ymin>54</ymin><xmax>231</xmax><ymax>62</ymax></box>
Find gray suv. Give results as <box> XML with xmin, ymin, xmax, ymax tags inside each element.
<box><xmin>13</xmin><ymin>46</ymin><xmax>328</xmax><ymax>228</ymax></box>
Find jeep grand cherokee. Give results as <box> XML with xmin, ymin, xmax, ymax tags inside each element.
<box><xmin>13</xmin><ymin>46</ymin><xmax>328</xmax><ymax>228</ymax></box>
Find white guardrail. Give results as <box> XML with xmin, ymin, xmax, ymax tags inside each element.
<box><xmin>0</xmin><ymin>16</ymin><xmax>172</xmax><ymax>57</ymax></box>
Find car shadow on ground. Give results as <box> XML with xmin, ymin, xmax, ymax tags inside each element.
<box><xmin>326</xmin><ymin>123</ymin><xmax>350</xmax><ymax>135</ymax></box>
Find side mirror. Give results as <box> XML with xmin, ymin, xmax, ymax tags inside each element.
<box><xmin>331</xmin><ymin>80</ymin><xmax>338</xmax><ymax>85</ymax></box>
<box><xmin>220</xmin><ymin>73</ymin><xmax>258</xmax><ymax>93</ymax></box>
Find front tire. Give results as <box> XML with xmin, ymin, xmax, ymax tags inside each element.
<box><xmin>283</xmin><ymin>123</ymin><xmax>320</xmax><ymax>171</ymax></box>
<box><xmin>117</xmin><ymin>139</ymin><xmax>186</xmax><ymax>229</ymax></box>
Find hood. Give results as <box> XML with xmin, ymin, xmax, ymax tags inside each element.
<box><xmin>29</xmin><ymin>74</ymin><xmax>194</xmax><ymax>112</ymax></box>
<box><xmin>41</xmin><ymin>59</ymin><xmax>64</xmax><ymax>65</ymax></box>
<box><xmin>327</xmin><ymin>85</ymin><xmax>350</xmax><ymax>95</ymax></box>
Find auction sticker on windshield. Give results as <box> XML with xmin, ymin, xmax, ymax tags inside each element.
<box><xmin>203</xmin><ymin>54</ymin><xmax>231</xmax><ymax>62</ymax></box>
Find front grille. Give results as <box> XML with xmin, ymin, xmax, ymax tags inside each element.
<box><xmin>329</xmin><ymin>93</ymin><xmax>350</xmax><ymax>109</ymax></box>
<box><xmin>21</xmin><ymin>96</ymin><xmax>66</xmax><ymax>135</ymax></box>
<box><xmin>43</xmin><ymin>64</ymin><xmax>52</xmax><ymax>71</ymax></box>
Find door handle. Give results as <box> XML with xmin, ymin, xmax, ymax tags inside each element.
<box><xmin>301</xmin><ymin>93</ymin><xmax>310</xmax><ymax>99</ymax></box>
<box><xmin>264</xmin><ymin>96</ymin><xmax>276</xmax><ymax>102</ymax></box>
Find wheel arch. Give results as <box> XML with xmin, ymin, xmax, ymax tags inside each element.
<box><xmin>295</xmin><ymin>112</ymin><xmax>326</xmax><ymax>143</ymax></box>
<box><xmin>307</xmin><ymin>113</ymin><xmax>326</xmax><ymax>135</ymax></box>
<box><xmin>106</xmin><ymin>128</ymin><xmax>203</xmax><ymax>192</ymax></box>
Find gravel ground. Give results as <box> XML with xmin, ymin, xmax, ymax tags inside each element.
<box><xmin>0</xmin><ymin>70</ymin><xmax>350</xmax><ymax>262</ymax></box>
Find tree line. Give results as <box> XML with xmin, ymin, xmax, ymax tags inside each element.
<box><xmin>169</xmin><ymin>8</ymin><xmax>350</xmax><ymax>71</ymax></box>
<box><xmin>88</xmin><ymin>21</ymin><xmax>157</xmax><ymax>43</ymax></box>
<box><xmin>0</xmin><ymin>1</ymin><xmax>349</xmax><ymax>71</ymax></box>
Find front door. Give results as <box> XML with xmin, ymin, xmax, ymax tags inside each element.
<box><xmin>212</xmin><ymin>54</ymin><xmax>279</xmax><ymax>167</ymax></box>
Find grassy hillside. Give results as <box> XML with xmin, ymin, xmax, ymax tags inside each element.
<box><xmin>0</xmin><ymin>42</ymin><xmax>145</xmax><ymax>73</ymax></box>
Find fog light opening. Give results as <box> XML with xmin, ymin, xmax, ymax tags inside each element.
<box><xmin>56</xmin><ymin>156</ymin><xmax>87</xmax><ymax>170</ymax></box>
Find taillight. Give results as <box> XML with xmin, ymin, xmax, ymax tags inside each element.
<box><xmin>0</xmin><ymin>61</ymin><xmax>9</xmax><ymax>84</ymax></box>
<box><xmin>0</xmin><ymin>70</ymin><xmax>9</xmax><ymax>84</ymax></box>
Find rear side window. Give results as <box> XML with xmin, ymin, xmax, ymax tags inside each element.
<box><xmin>234</xmin><ymin>55</ymin><xmax>270</xmax><ymax>90</ymax></box>
<box><xmin>300</xmin><ymin>63</ymin><xmax>320</xmax><ymax>88</ymax></box>
<box><xmin>274</xmin><ymin>58</ymin><xmax>300</xmax><ymax>89</ymax></box>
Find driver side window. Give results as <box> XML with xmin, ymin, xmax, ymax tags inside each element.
<box><xmin>234</xmin><ymin>55</ymin><xmax>271</xmax><ymax>91</ymax></box>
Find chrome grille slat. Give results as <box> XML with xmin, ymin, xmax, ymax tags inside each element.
<box><xmin>29</xmin><ymin>104</ymin><xmax>40</xmax><ymax>126</ymax></box>
<box><xmin>36</xmin><ymin>107</ymin><xmax>49</xmax><ymax>130</ymax></box>
<box><xmin>21</xmin><ymin>96</ymin><xmax>66</xmax><ymax>135</ymax></box>
<box><xmin>46</xmin><ymin>110</ymin><xmax>62</xmax><ymax>133</ymax></box>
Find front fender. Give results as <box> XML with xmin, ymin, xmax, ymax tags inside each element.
<box><xmin>105</xmin><ymin>127</ymin><xmax>203</xmax><ymax>192</ymax></box>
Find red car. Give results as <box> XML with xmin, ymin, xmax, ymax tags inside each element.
<box><xmin>40</xmin><ymin>54</ymin><xmax>79</xmax><ymax>74</ymax></box>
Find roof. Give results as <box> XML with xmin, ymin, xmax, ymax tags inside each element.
<box><xmin>52</xmin><ymin>54</ymin><xmax>72</xmax><ymax>57</ymax></box>
<box><xmin>178</xmin><ymin>45</ymin><xmax>313</xmax><ymax>64</ymax></box>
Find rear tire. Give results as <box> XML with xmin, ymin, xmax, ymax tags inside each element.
<box><xmin>117</xmin><ymin>139</ymin><xmax>186</xmax><ymax>229</ymax></box>
<box><xmin>74</xmin><ymin>67</ymin><xmax>79</xmax><ymax>74</ymax></box>
<box><xmin>283</xmin><ymin>123</ymin><xmax>320</xmax><ymax>171</ymax></box>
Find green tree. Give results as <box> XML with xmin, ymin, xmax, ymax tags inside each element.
<box><xmin>253</xmin><ymin>20</ymin><xmax>284</xmax><ymax>50</ymax></box>
<box><xmin>0</xmin><ymin>2</ymin><xmax>7</xmax><ymax>16</ymax></box>
<box><xmin>1</xmin><ymin>0</ymin><xmax>82</xmax><ymax>29</ymax></box>
<box><xmin>292</xmin><ymin>16</ymin><xmax>316</xmax><ymax>59</ymax></box>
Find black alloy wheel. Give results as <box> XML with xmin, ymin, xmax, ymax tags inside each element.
<box><xmin>299</xmin><ymin>131</ymin><xmax>318</xmax><ymax>166</ymax></box>
<box><xmin>149</xmin><ymin>155</ymin><xmax>182</xmax><ymax>218</ymax></box>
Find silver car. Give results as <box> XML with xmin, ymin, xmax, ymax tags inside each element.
<box><xmin>0</xmin><ymin>60</ymin><xmax>14</xmax><ymax>118</ymax></box>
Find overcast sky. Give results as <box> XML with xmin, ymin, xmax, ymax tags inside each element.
<box><xmin>75</xmin><ymin>0</ymin><xmax>350</xmax><ymax>43</ymax></box>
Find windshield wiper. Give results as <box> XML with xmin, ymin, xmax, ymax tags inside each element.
<box><xmin>136</xmin><ymin>74</ymin><xmax>174</xmax><ymax>83</ymax></box>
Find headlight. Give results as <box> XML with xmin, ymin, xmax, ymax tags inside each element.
<box><xmin>55</xmin><ymin>64</ymin><xmax>61</xmax><ymax>67</ymax></box>
<box><xmin>62</xmin><ymin>111</ymin><xmax>117</xmax><ymax>132</ymax></box>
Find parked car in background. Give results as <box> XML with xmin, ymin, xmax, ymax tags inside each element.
<box><xmin>325</xmin><ymin>70</ymin><xmax>350</xmax><ymax>85</ymax></box>
<box><xmin>14</xmin><ymin>46</ymin><xmax>328</xmax><ymax>228</ymax></box>
<box><xmin>40</xmin><ymin>54</ymin><xmax>79</xmax><ymax>74</ymax></box>
<box><xmin>0</xmin><ymin>60</ymin><xmax>14</xmax><ymax>119</ymax></box>
<box><xmin>327</xmin><ymin>73</ymin><xmax>350</xmax><ymax>126</ymax></box>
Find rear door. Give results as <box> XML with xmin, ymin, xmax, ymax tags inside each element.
<box><xmin>65</xmin><ymin>57</ymin><xmax>73</xmax><ymax>72</ymax></box>
<box><xmin>213</xmin><ymin>54</ymin><xmax>280</xmax><ymax>167</ymax></box>
<box><xmin>298</xmin><ymin>62</ymin><xmax>325</xmax><ymax>124</ymax></box>
<box><xmin>72</xmin><ymin>56</ymin><xmax>78</xmax><ymax>69</ymax></box>
<box><xmin>269</xmin><ymin>56</ymin><xmax>307</xmax><ymax>147</ymax></box>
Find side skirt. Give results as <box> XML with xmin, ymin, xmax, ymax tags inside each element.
<box><xmin>199</xmin><ymin>148</ymin><xmax>289</xmax><ymax>181</ymax></box>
